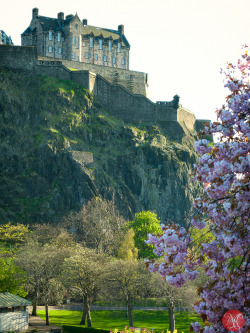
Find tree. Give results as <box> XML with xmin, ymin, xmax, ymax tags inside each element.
<box><xmin>145</xmin><ymin>47</ymin><xmax>250</xmax><ymax>332</ymax></box>
<box><xmin>64</xmin><ymin>197</ymin><xmax>126</xmax><ymax>255</ymax></box>
<box><xmin>17</xmin><ymin>240</ymin><xmax>70</xmax><ymax>325</ymax></box>
<box><xmin>129</xmin><ymin>211</ymin><xmax>162</xmax><ymax>259</ymax></box>
<box><xmin>102</xmin><ymin>259</ymin><xmax>155</xmax><ymax>327</ymax></box>
<box><xmin>117</xmin><ymin>228</ymin><xmax>138</xmax><ymax>260</ymax></box>
<box><xmin>62</xmin><ymin>245</ymin><xmax>107</xmax><ymax>327</ymax></box>
<box><xmin>0</xmin><ymin>223</ymin><xmax>29</xmax><ymax>296</ymax></box>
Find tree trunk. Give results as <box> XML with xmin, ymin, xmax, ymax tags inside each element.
<box><xmin>80</xmin><ymin>296</ymin><xmax>92</xmax><ymax>327</ymax></box>
<box><xmin>87</xmin><ymin>307</ymin><xmax>92</xmax><ymax>328</ymax></box>
<box><xmin>168</xmin><ymin>301</ymin><xmax>175</xmax><ymax>333</ymax></box>
<box><xmin>80</xmin><ymin>296</ymin><xmax>87</xmax><ymax>325</ymax></box>
<box><xmin>45</xmin><ymin>303</ymin><xmax>50</xmax><ymax>325</ymax></box>
<box><xmin>128</xmin><ymin>303</ymin><xmax>133</xmax><ymax>327</ymax></box>
<box><xmin>32</xmin><ymin>303</ymin><xmax>37</xmax><ymax>316</ymax></box>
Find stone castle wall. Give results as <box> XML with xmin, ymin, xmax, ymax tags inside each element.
<box><xmin>0</xmin><ymin>45</ymin><xmax>208</xmax><ymax>133</ymax></box>
<box><xmin>38</xmin><ymin>55</ymin><xmax>148</xmax><ymax>96</ymax></box>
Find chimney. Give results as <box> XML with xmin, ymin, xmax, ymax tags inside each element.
<box><xmin>33</xmin><ymin>8</ymin><xmax>39</xmax><ymax>19</ymax></box>
<box><xmin>82</xmin><ymin>19</ymin><xmax>88</xmax><ymax>26</ymax></box>
<box><xmin>58</xmin><ymin>12</ymin><xmax>64</xmax><ymax>24</ymax></box>
<box><xmin>118</xmin><ymin>25</ymin><xmax>124</xmax><ymax>34</ymax></box>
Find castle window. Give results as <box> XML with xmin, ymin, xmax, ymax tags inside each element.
<box><xmin>58</xmin><ymin>33</ymin><xmax>61</xmax><ymax>42</ymax></box>
<box><xmin>122</xmin><ymin>58</ymin><xmax>125</xmax><ymax>65</ymax></box>
<box><xmin>90</xmin><ymin>37</ymin><xmax>93</xmax><ymax>48</ymax></box>
<box><xmin>74</xmin><ymin>36</ymin><xmax>76</xmax><ymax>46</ymax></box>
<box><xmin>73</xmin><ymin>52</ymin><xmax>75</xmax><ymax>59</ymax></box>
<box><xmin>58</xmin><ymin>47</ymin><xmax>62</xmax><ymax>54</ymax></box>
<box><xmin>99</xmin><ymin>39</ymin><xmax>103</xmax><ymax>50</ymax></box>
<box><xmin>118</xmin><ymin>42</ymin><xmax>121</xmax><ymax>53</ymax></box>
<box><xmin>85</xmin><ymin>52</ymin><xmax>89</xmax><ymax>59</ymax></box>
<box><xmin>103</xmin><ymin>55</ymin><xmax>107</xmax><ymax>62</ymax></box>
<box><xmin>76</xmin><ymin>37</ymin><xmax>79</xmax><ymax>49</ymax></box>
<box><xmin>109</xmin><ymin>40</ymin><xmax>112</xmax><ymax>51</ymax></box>
<box><xmin>112</xmin><ymin>57</ymin><xmax>115</xmax><ymax>64</ymax></box>
<box><xmin>49</xmin><ymin>46</ymin><xmax>52</xmax><ymax>53</ymax></box>
<box><xmin>94</xmin><ymin>54</ymin><xmax>98</xmax><ymax>61</ymax></box>
<box><xmin>76</xmin><ymin>56</ymin><xmax>79</xmax><ymax>61</ymax></box>
<box><xmin>75</xmin><ymin>24</ymin><xmax>78</xmax><ymax>29</ymax></box>
<box><xmin>49</xmin><ymin>31</ymin><xmax>52</xmax><ymax>40</ymax></box>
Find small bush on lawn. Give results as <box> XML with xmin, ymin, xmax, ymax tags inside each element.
<box><xmin>62</xmin><ymin>326</ymin><xmax>110</xmax><ymax>333</ymax></box>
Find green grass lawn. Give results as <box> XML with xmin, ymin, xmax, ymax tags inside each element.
<box><xmin>37</xmin><ymin>310</ymin><xmax>202</xmax><ymax>333</ymax></box>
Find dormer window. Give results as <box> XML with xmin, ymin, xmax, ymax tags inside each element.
<box><xmin>90</xmin><ymin>37</ymin><xmax>93</xmax><ymax>48</ymax></box>
<box><xmin>118</xmin><ymin>42</ymin><xmax>121</xmax><ymax>53</ymax></box>
<box><xmin>99</xmin><ymin>39</ymin><xmax>103</xmax><ymax>50</ymax></box>
<box><xmin>109</xmin><ymin>40</ymin><xmax>112</xmax><ymax>51</ymax></box>
<box><xmin>49</xmin><ymin>31</ymin><xmax>52</xmax><ymax>40</ymax></box>
<box><xmin>58</xmin><ymin>33</ymin><xmax>61</xmax><ymax>42</ymax></box>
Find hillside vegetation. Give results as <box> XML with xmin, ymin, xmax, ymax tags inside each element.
<box><xmin>0</xmin><ymin>68</ymin><xmax>201</xmax><ymax>223</ymax></box>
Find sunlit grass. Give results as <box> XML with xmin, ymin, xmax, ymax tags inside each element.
<box><xmin>37</xmin><ymin>309</ymin><xmax>202</xmax><ymax>333</ymax></box>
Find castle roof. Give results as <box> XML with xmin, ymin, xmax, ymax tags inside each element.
<box><xmin>21</xmin><ymin>12</ymin><xmax>129</xmax><ymax>47</ymax></box>
<box><xmin>38</xmin><ymin>15</ymin><xmax>64</xmax><ymax>32</ymax></box>
<box><xmin>81</xmin><ymin>25</ymin><xmax>130</xmax><ymax>47</ymax></box>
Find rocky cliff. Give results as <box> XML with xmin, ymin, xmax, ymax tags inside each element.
<box><xmin>0</xmin><ymin>68</ymin><xmax>201</xmax><ymax>224</ymax></box>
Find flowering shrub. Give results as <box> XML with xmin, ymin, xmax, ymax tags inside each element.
<box><xmin>145</xmin><ymin>46</ymin><xmax>250</xmax><ymax>332</ymax></box>
<box><xmin>110</xmin><ymin>328</ymin><xmax>181</xmax><ymax>333</ymax></box>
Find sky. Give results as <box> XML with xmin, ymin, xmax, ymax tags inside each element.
<box><xmin>1</xmin><ymin>0</ymin><xmax>250</xmax><ymax>121</ymax></box>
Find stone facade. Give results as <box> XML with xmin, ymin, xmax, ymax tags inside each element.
<box><xmin>21</xmin><ymin>8</ymin><xmax>130</xmax><ymax>70</ymax></box>
<box><xmin>0</xmin><ymin>31</ymin><xmax>13</xmax><ymax>45</ymax></box>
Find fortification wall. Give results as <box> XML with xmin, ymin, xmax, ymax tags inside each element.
<box><xmin>0</xmin><ymin>45</ymin><xmax>206</xmax><ymax>134</ymax></box>
<box><xmin>38</xmin><ymin>55</ymin><xmax>148</xmax><ymax>97</ymax></box>
<box><xmin>34</xmin><ymin>60</ymin><xmax>178</xmax><ymax>123</ymax></box>
<box><xmin>177</xmin><ymin>107</ymin><xmax>196</xmax><ymax>131</ymax></box>
<box><xmin>0</xmin><ymin>45</ymin><xmax>37</xmax><ymax>70</ymax></box>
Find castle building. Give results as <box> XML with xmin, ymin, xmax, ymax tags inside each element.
<box><xmin>21</xmin><ymin>8</ymin><xmax>130</xmax><ymax>70</ymax></box>
<box><xmin>0</xmin><ymin>31</ymin><xmax>13</xmax><ymax>45</ymax></box>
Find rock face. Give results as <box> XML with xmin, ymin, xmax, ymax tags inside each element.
<box><xmin>0</xmin><ymin>68</ymin><xmax>201</xmax><ymax>224</ymax></box>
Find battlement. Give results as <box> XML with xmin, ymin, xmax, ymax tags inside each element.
<box><xmin>0</xmin><ymin>45</ymin><xmax>209</xmax><ymax>136</ymax></box>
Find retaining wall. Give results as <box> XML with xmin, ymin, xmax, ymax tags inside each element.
<box><xmin>38</xmin><ymin>55</ymin><xmax>148</xmax><ymax>96</ymax></box>
<box><xmin>0</xmin><ymin>45</ymin><xmax>204</xmax><ymax>133</ymax></box>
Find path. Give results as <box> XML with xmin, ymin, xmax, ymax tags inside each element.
<box><xmin>27</xmin><ymin>314</ymin><xmax>61</xmax><ymax>332</ymax></box>
<box><xmin>28</xmin><ymin>304</ymin><xmax>191</xmax><ymax>312</ymax></box>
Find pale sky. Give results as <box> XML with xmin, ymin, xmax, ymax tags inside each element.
<box><xmin>1</xmin><ymin>0</ymin><xmax>250</xmax><ymax>121</ymax></box>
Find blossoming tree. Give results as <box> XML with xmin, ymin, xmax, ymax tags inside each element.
<box><xmin>145</xmin><ymin>47</ymin><xmax>250</xmax><ymax>332</ymax></box>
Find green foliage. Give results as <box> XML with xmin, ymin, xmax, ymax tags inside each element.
<box><xmin>0</xmin><ymin>257</ymin><xmax>27</xmax><ymax>296</ymax></box>
<box><xmin>190</xmin><ymin>223</ymin><xmax>215</xmax><ymax>259</ymax></box>
<box><xmin>129</xmin><ymin>211</ymin><xmax>162</xmax><ymax>259</ymax></box>
<box><xmin>117</xmin><ymin>228</ymin><xmax>138</xmax><ymax>260</ymax></box>
<box><xmin>0</xmin><ymin>223</ymin><xmax>29</xmax><ymax>296</ymax></box>
<box><xmin>0</xmin><ymin>222</ymin><xmax>30</xmax><ymax>248</ymax></box>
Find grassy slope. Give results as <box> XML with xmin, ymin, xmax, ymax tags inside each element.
<box><xmin>37</xmin><ymin>310</ymin><xmax>202</xmax><ymax>333</ymax></box>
